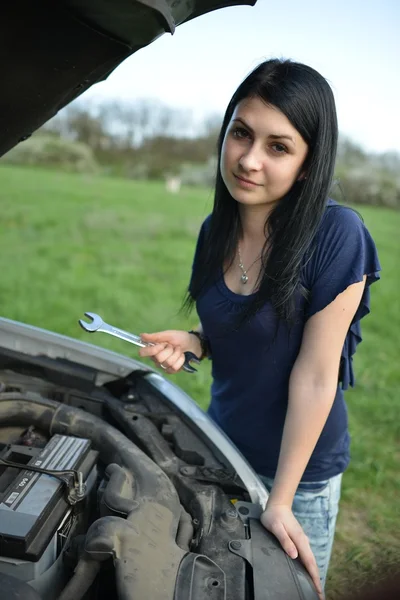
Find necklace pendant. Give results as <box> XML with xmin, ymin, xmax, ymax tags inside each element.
<box><xmin>241</xmin><ymin>273</ymin><xmax>249</xmax><ymax>284</ymax></box>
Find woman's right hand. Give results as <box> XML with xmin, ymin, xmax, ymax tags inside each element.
<box><xmin>139</xmin><ymin>330</ymin><xmax>201</xmax><ymax>374</ymax></box>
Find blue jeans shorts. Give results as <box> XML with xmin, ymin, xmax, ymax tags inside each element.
<box><xmin>259</xmin><ymin>473</ymin><xmax>343</xmax><ymax>590</ymax></box>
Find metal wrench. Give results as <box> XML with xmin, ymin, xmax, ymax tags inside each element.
<box><xmin>78</xmin><ymin>312</ymin><xmax>200</xmax><ymax>373</ymax></box>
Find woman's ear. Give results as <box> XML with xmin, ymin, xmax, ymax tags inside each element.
<box><xmin>297</xmin><ymin>172</ymin><xmax>307</xmax><ymax>182</ymax></box>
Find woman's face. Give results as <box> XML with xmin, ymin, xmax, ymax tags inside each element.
<box><xmin>220</xmin><ymin>96</ymin><xmax>309</xmax><ymax>209</ymax></box>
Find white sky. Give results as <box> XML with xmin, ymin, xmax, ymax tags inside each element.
<box><xmin>82</xmin><ymin>0</ymin><xmax>400</xmax><ymax>153</ymax></box>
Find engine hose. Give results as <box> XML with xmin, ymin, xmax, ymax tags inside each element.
<box><xmin>0</xmin><ymin>392</ymin><xmax>180</xmax><ymax>516</ymax></box>
<box><xmin>58</xmin><ymin>557</ymin><xmax>101</xmax><ymax>600</ymax></box>
<box><xmin>0</xmin><ymin>391</ymin><xmax>58</xmax><ymax>428</ymax></box>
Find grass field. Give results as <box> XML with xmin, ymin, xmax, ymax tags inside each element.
<box><xmin>1</xmin><ymin>165</ymin><xmax>399</xmax><ymax>597</ymax></box>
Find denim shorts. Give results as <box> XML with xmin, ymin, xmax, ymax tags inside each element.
<box><xmin>259</xmin><ymin>473</ymin><xmax>343</xmax><ymax>589</ymax></box>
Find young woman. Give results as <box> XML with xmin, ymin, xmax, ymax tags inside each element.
<box><xmin>139</xmin><ymin>58</ymin><xmax>381</xmax><ymax>598</ymax></box>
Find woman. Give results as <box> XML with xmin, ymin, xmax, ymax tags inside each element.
<box><xmin>139</xmin><ymin>58</ymin><xmax>381</xmax><ymax>598</ymax></box>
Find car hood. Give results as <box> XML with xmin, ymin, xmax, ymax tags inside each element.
<box><xmin>0</xmin><ymin>0</ymin><xmax>256</xmax><ymax>158</ymax></box>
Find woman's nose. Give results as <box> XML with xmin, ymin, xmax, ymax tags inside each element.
<box><xmin>238</xmin><ymin>145</ymin><xmax>263</xmax><ymax>171</ymax></box>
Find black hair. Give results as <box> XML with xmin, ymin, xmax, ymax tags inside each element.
<box><xmin>184</xmin><ymin>58</ymin><xmax>338</xmax><ymax>325</ymax></box>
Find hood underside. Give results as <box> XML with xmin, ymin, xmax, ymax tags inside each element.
<box><xmin>0</xmin><ymin>0</ymin><xmax>256</xmax><ymax>158</ymax></box>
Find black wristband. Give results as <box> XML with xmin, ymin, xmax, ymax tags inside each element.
<box><xmin>188</xmin><ymin>330</ymin><xmax>209</xmax><ymax>360</ymax></box>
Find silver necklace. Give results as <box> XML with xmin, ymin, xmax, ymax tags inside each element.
<box><xmin>238</xmin><ymin>245</ymin><xmax>261</xmax><ymax>284</ymax></box>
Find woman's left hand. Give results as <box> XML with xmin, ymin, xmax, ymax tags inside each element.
<box><xmin>260</xmin><ymin>504</ymin><xmax>323</xmax><ymax>600</ymax></box>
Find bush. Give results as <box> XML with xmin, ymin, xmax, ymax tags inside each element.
<box><xmin>333</xmin><ymin>166</ymin><xmax>400</xmax><ymax>210</ymax></box>
<box><xmin>179</xmin><ymin>157</ymin><xmax>217</xmax><ymax>187</ymax></box>
<box><xmin>3</xmin><ymin>134</ymin><xmax>99</xmax><ymax>173</ymax></box>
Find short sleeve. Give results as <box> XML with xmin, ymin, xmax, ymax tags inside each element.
<box><xmin>304</xmin><ymin>205</ymin><xmax>381</xmax><ymax>389</ymax></box>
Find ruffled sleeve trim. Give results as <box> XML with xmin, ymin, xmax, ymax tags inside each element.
<box><xmin>339</xmin><ymin>269</ymin><xmax>380</xmax><ymax>389</ymax></box>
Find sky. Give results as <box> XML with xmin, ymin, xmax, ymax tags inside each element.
<box><xmin>82</xmin><ymin>0</ymin><xmax>400</xmax><ymax>154</ymax></box>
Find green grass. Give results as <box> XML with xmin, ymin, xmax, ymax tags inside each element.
<box><xmin>0</xmin><ymin>165</ymin><xmax>399</xmax><ymax>596</ymax></box>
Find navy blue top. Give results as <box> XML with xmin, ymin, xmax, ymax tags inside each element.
<box><xmin>191</xmin><ymin>201</ymin><xmax>381</xmax><ymax>481</ymax></box>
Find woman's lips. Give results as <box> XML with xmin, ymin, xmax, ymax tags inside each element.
<box><xmin>234</xmin><ymin>174</ymin><xmax>261</xmax><ymax>187</ymax></box>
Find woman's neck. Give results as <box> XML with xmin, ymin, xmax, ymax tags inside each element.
<box><xmin>238</xmin><ymin>204</ymin><xmax>273</xmax><ymax>243</ymax></box>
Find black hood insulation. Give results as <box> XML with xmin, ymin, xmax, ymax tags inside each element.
<box><xmin>0</xmin><ymin>0</ymin><xmax>256</xmax><ymax>158</ymax></box>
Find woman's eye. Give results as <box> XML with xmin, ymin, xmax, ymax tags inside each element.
<box><xmin>271</xmin><ymin>143</ymin><xmax>288</xmax><ymax>154</ymax></box>
<box><xmin>232</xmin><ymin>126</ymin><xmax>250</xmax><ymax>139</ymax></box>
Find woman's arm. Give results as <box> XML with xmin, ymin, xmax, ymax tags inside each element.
<box><xmin>261</xmin><ymin>276</ymin><xmax>366</xmax><ymax>597</ymax></box>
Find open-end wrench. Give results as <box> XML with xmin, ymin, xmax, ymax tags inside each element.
<box><xmin>78</xmin><ymin>312</ymin><xmax>200</xmax><ymax>373</ymax></box>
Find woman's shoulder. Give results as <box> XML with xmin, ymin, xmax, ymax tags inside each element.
<box><xmin>303</xmin><ymin>199</ymin><xmax>380</xmax><ymax>287</ymax></box>
<box><xmin>319</xmin><ymin>199</ymin><xmax>367</xmax><ymax>236</ymax></box>
<box><xmin>311</xmin><ymin>199</ymin><xmax>377</xmax><ymax>259</ymax></box>
<box><xmin>195</xmin><ymin>213</ymin><xmax>212</xmax><ymax>238</ymax></box>
<box><xmin>202</xmin><ymin>213</ymin><xmax>213</xmax><ymax>229</ymax></box>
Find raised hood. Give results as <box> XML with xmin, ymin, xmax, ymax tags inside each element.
<box><xmin>0</xmin><ymin>0</ymin><xmax>256</xmax><ymax>158</ymax></box>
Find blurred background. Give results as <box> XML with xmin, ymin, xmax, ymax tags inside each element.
<box><xmin>0</xmin><ymin>1</ymin><xmax>399</xmax><ymax>598</ymax></box>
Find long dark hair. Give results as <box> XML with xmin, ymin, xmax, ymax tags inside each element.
<box><xmin>185</xmin><ymin>58</ymin><xmax>338</xmax><ymax>325</ymax></box>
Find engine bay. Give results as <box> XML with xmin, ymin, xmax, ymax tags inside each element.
<box><xmin>0</xmin><ymin>325</ymin><xmax>318</xmax><ymax>600</ymax></box>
